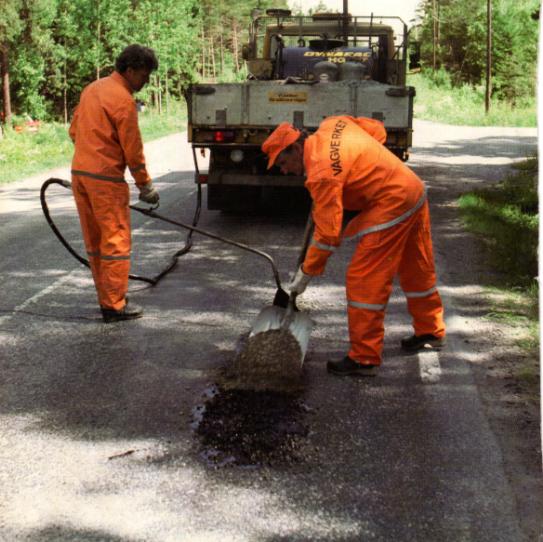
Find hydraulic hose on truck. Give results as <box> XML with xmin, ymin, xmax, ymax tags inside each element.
<box><xmin>40</xmin><ymin>178</ymin><xmax>289</xmax><ymax>303</ymax></box>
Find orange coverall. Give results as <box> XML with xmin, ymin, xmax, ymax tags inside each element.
<box><xmin>302</xmin><ymin>116</ymin><xmax>445</xmax><ymax>365</ymax></box>
<box><xmin>69</xmin><ymin>71</ymin><xmax>152</xmax><ymax>311</ymax></box>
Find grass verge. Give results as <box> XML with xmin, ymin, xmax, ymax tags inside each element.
<box><xmin>408</xmin><ymin>71</ymin><xmax>536</xmax><ymax>127</ymax></box>
<box><xmin>459</xmin><ymin>157</ymin><xmax>538</xmax><ymax>285</ymax></box>
<box><xmin>0</xmin><ymin>101</ymin><xmax>186</xmax><ymax>184</ymax></box>
<box><xmin>459</xmin><ymin>157</ymin><xmax>539</xmax><ymax>390</ymax></box>
<box><xmin>484</xmin><ymin>285</ymin><xmax>539</xmax><ymax>400</ymax></box>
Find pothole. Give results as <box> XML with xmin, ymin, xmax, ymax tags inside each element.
<box><xmin>192</xmin><ymin>385</ymin><xmax>311</xmax><ymax>468</ymax></box>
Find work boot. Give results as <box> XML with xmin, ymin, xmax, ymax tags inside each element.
<box><xmin>327</xmin><ymin>356</ymin><xmax>377</xmax><ymax>377</ymax></box>
<box><xmin>400</xmin><ymin>333</ymin><xmax>446</xmax><ymax>352</ymax></box>
<box><xmin>101</xmin><ymin>300</ymin><xmax>143</xmax><ymax>323</ymax></box>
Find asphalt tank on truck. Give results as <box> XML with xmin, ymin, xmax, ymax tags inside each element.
<box><xmin>186</xmin><ymin>9</ymin><xmax>415</xmax><ymax>211</ymax></box>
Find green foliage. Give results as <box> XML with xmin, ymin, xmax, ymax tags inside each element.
<box><xmin>196</xmin><ymin>0</ymin><xmax>288</xmax><ymax>81</ymax></box>
<box><xmin>421</xmin><ymin>67</ymin><xmax>452</xmax><ymax>89</ymax></box>
<box><xmin>0</xmin><ymin>103</ymin><xmax>186</xmax><ymax>184</ymax></box>
<box><xmin>484</xmin><ymin>285</ymin><xmax>539</xmax><ymax>364</ymax></box>
<box><xmin>0</xmin><ymin>0</ymin><xmax>23</xmax><ymax>43</ymax></box>
<box><xmin>0</xmin><ymin>0</ymin><xmax>202</xmax><ymax>122</ymax></box>
<box><xmin>416</xmin><ymin>0</ymin><xmax>538</xmax><ymax>105</ymax></box>
<box><xmin>491</xmin><ymin>1</ymin><xmax>538</xmax><ymax>103</ymax></box>
<box><xmin>216</xmin><ymin>53</ymin><xmax>248</xmax><ymax>83</ymax></box>
<box><xmin>1</xmin><ymin>0</ymin><xmax>295</xmax><ymax>120</ymax></box>
<box><xmin>458</xmin><ymin>157</ymin><xmax>538</xmax><ymax>286</ymax></box>
<box><xmin>131</xmin><ymin>0</ymin><xmax>201</xmax><ymax>95</ymax></box>
<box><xmin>0</xmin><ymin>123</ymin><xmax>74</xmax><ymax>183</ymax></box>
<box><xmin>137</xmin><ymin>100</ymin><xmax>187</xmax><ymax>140</ymax></box>
<box><xmin>409</xmin><ymin>72</ymin><xmax>536</xmax><ymax>127</ymax></box>
<box><xmin>2</xmin><ymin>0</ymin><xmax>57</xmax><ymax>119</ymax></box>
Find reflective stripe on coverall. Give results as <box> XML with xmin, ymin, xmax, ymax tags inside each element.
<box><xmin>301</xmin><ymin>116</ymin><xmax>445</xmax><ymax>365</ymax></box>
<box><xmin>69</xmin><ymin>71</ymin><xmax>152</xmax><ymax>310</ymax></box>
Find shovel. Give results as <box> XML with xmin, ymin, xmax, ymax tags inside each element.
<box><xmin>127</xmin><ymin>203</ymin><xmax>312</xmax><ymax>389</ymax></box>
<box><xmin>248</xmin><ymin>212</ymin><xmax>314</xmax><ymax>361</ymax></box>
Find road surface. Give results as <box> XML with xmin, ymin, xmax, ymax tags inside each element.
<box><xmin>0</xmin><ymin>120</ymin><xmax>539</xmax><ymax>541</ymax></box>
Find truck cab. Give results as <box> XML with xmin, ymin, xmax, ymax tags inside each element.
<box><xmin>247</xmin><ymin>12</ymin><xmax>405</xmax><ymax>86</ymax></box>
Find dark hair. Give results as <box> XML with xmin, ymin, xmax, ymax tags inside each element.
<box><xmin>115</xmin><ymin>44</ymin><xmax>158</xmax><ymax>73</ymax></box>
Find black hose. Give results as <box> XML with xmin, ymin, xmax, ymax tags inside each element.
<box><xmin>138</xmin><ymin>181</ymin><xmax>203</xmax><ymax>284</ymax></box>
<box><xmin>40</xmin><ymin>177</ymin><xmax>287</xmax><ymax>297</ymax></box>
<box><xmin>40</xmin><ymin>177</ymin><xmax>201</xmax><ymax>286</ymax></box>
<box><xmin>40</xmin><ymin>178</ymin><xmax>90</xmax><ymax>269</ymax></box>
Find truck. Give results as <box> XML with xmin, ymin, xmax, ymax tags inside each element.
<box><xmin>186</xmin><ymin>8</ymin><xmax>415</xmax><ymax>211</ymax></box>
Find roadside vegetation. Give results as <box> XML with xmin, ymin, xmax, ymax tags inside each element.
<box><xmin>0</xmin><ymin>103</ymin><xmax>186</xmax><ymax>184</ymax></box>
<box><xmin>409</xmin><ymin>0</ymin><xmax>536</xmax><ymax>127</ymax></box>
<box><xmin>459</xmin><ymin>157</ymin><xmax>539</xmax><ymax>387</ymax></box>
<box><xmin>408</xmin><ymin>70</ymin><xmax>536</xmax><ymax>127</ymax></box>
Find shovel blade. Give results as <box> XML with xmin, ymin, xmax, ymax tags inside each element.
<box><xmin>250</xmin><ymin>305</ymin><xmax>313</xmax><ymax>359</ymax></box>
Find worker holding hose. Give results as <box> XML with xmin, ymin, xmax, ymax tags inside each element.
<box><xmin>262</xmin><ymin>117</ymin><xmax>446</xmax><ymax>376</ymax></box>
<box><xmin>69</xmin><ymin>44</ymin><xmax>159</xmax><ymax>323</ymax></box>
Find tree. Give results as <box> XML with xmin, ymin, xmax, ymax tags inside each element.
<box><xmin>492</xmin><ymin>0</ymin><xmax>538</xmax><ymax>103</ymax></box>
<box><xmin>416</xmin><ymin>0</ymin><xmax>538</xmax><ymax>104</ymax></box>
<box><xmin>0</xmin><ymin>0</ymin><xmax>59</xmax><ymax>121</ymax></box>
<box><xmin>197</xmin><ymin>0</ymin><xmax>288</xmax><ymax>81</ymax></box>
<box><xmin>0</xmin><ymin>0</ymin><xmax>23</xmax><ymax>127</ymax></box>
<box><xmin>131</xmin><ymin>0</ymin><xmax>201</xmax><ymax>108</ymax></box>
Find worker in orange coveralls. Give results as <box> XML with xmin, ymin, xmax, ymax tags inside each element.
<box><xmin>262</xmin><ymin>117</ymin><xmax>446</xmax><ymax>376</ymax></box>
<box><xmin>69</xmin><ymin>44</ymin><xmax>159</xmax><ymax>323</ymax></box>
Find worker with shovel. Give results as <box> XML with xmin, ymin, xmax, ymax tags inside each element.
<box><xmin>69</xmin><ymin>44</ymin><xmax>160</xmax><ymax>323</ymax></box>
<box><xmin>262</xmin><ymin>117</ymin><xmax>446</xmax><ymax>376</ymax></box>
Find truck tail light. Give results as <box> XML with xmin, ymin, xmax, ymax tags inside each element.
<box><xmin>214</xmin><ymin>130</ymin><xmax>235</xmax><ymax>142</ymax></box>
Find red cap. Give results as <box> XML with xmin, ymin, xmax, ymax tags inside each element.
<box><xmin>261</xmin><ymin>123</ymin><xmax>301</xmax><ymax>169</ymax></box>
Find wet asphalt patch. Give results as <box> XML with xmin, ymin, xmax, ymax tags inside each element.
<box><xmin>192</xmin><ymin>385</ymin><xmax>311</xmax><ymax>468</ymax></box>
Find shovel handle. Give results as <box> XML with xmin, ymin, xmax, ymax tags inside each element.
<box><xmin>281</xmin><ymin>212</ymin><xmax>313</xmax><ymax>329</ymax></box>
<box><xmin>297</xmin><ymin>212</ymin><xmax>314</xmax><ymax>268</ymax></box>
<box><xmin>130</xmin><ymin>206</ymin><xmax>284</xmax><ymax>291</ymax></box>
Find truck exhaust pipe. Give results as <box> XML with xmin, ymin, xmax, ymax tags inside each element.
<box><xmin>343</xmin><ymin>0</ymin><xmax>349</xmax><ymax>45</ymax></box>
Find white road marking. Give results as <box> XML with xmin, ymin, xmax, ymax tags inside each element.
<box><xmin>0</xmin><ymin>274</ymin><xmax>73</xmax><ymax>326</ymax></box>
<box><xmin>418</xmin><ymin>349</ymin><xmax>442</xmax><ymax>383</ymax></box>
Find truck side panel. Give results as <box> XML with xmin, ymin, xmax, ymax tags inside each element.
<box><xmin>190</xmin><ymin>81</ymin><xmax>413</xmax><ymax>130</ymax></box>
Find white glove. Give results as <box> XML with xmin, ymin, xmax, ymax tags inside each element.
<box><xmin>288</xmin><ymin>265</ymin><xmax>312</xmax><ymax>295</ymax></box>
<box><xmin>139</xmin><ymin>182</ymin><xmax>159</xmax><ymax>204</ymax></box>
